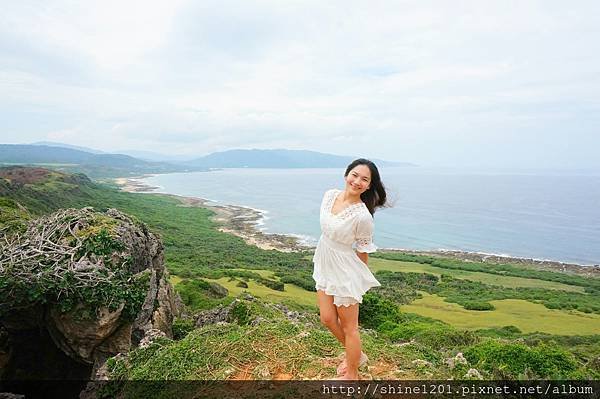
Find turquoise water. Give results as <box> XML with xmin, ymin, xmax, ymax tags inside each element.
<box><xmin>143</xmin><ymin>167</ymin><xmax>600</xmax><ymax>266</ymax></box>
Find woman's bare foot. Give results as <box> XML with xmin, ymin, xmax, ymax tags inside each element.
<box><xmin>333</xmin><ymin>372</ymin><xmax>360</xmax><ymax>380</ymax></box>
<box><xmin>337</xmin><ymin>352</ymin><xmax>368</xmax><ymax>375</ymax></box>
<box><xmin>336</xmin><ymin>358</ymin><xmax>347</xmax><ymax>376</ymax></box>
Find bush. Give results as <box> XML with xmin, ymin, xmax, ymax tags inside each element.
<box><xmin>279</xmin><ymin>274</ymin><xmax>316</xmax><ymax>292</ymax></box>
<box><xmin>172</xmin><ymin>318</ymin><xmax>195</xmax><ymax>340</ymax></box>
<box><xmin>175</xmin><ymin>279</ymin><xmax>229</xmax><ymax>311</ymax></box>
<box><xmin>463</xmin><ymin>301</ymin><xmax>495</xmax><ymax>311</ymax></box>
<box><xmin>476</xmin><ymin>325</ymin><xmax>522</xmax><ymax>338</ymax></box>
<box><xmin>359</xmin><ymin>293</ymin><xmax>402</xmax><ymax>329</ymax></box>
<box><xmin>229</xmin><ymin>301</ymin><xmax>251</xmax><ymax>325</ymax></box>
<box><xmin>382</xmin><ymin>321</ymin><xmax>478</xmax><ymax>349</ymax></box>
<box><xmin>417</xmin><ymin>325</ymin><xmax>478</xmax><ymax>349</ymax></box>
<box><xmin>256</xmin><ymin>277</ymin><xmax>284</xmax><ymax>291</ymax></box>
<box><xmin>464</xmin><ymin>339</ymin><xmax>579</xmax><ymax>379</ymax></box>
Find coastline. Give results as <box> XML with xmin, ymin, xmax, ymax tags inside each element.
<box><xmin>112</xmin><ymin>175</ymin><xmax>600</xmax><ymax>278</ymax></box>
<box><xmin>113</xmin><ymin>175</ymin><xmax>310</xmax><ymax>253</ymax></box>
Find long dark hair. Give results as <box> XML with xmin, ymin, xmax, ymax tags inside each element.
<box><xmin>344</xmin><ymin>158</ymin><xmax>388</xmax><ymax>216</ymax></box>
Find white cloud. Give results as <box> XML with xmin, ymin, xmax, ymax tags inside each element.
<box><xmin>1</xmin><ymin>0</ymin><xmax>599</xmax><ymax>168</ymax></box>
<box><xmin>1</xmin><ymin>0</ymin><xmax>185</xmax><ymax>71</ymax></box>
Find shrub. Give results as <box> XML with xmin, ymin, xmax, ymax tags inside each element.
<box><xmin>229</xmin><ymin>301</ymin><xmax>251</xmax><ymax>325</ymax></box>
<box><xmin>463</xmin><ymin>301</ymin><xmax>495</xmax><ymax>311</ymax></box>
<box><xmin>464</xmin><ymin>339</ymin><xmax>579</xmax><ymax>379</ymax></box>
<box><xmin>382</xmin><ymin>321</ymin><xmax>478</xmax><ymax>349</ymax></box>
<box><xmin>172</xmin><ymin>318</ymin><xmax>195</xmax><ymax>340</ymax></box>
<box><xmin>175</xmin><ymin>279</ymin><xmax>229</xmax><ymax>311</ymax></box>
<box><xmin>256</xmin><ymin>277</ymin><xmax>284</xmax><ymax>291</ymax></box>
<box><xmin>359</xmin><ymin>293</ymin><xmax>402</xmax><ymax>329</ymax></box>
<box><xmin>279</xmin><ymin>274</ymin><xmax>316</xmax><ymax>291</ymax></box>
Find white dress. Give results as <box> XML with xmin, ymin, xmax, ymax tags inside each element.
<box><xmin>312</xmin><ymin>188</ymin><xmax>381</xmax><ymax>306</ymax></box>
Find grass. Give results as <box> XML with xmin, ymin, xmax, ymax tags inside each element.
<box><xmin>369</xmin><ymin>258</ymin><xmax>586</xmax><ymax>293</ymax></box>
<box><xmin>202</xmin><ymin>277</ymin><xmax>317</xmax><ymax>309</ymax></box>
<box><xmin>169</xmin><ymin>275</ymin><xmax>183</xmax><ymax>285</ymax></box>
<box><xmin>227</xmin><ymin>268</ymin><xmax>276</xmax><ymax>279</ymax></box>
<box><xmin>400</xmin><ymin>292</ymin><xmax>600</xmax><ymax>335</ymax></box>
<box><xmin>179</xmin><ymin>265</ymin><xmax>600</xmax><ymax>335</ymax></box>
<box><xmin>105</xmin><ymin>294</ymin><xmax>597</xmax><ymax>397</ymax></box>
<box><xmin>106</xmin><ymin>295</ymin><xmax>430</xmax><ymax>394</ymax></box>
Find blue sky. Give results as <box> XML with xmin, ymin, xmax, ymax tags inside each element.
<box><xmin>1</xmin><ymin>0</ymin><xmax>599</xmax><ymax>169</ymax></box>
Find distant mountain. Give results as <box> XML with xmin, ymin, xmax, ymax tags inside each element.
<box><xmin>3</xmin><ymin>144</ymin><xmax>414</xmax><ymax>177</ymax></box>
<box><xmin>28</xmin><ymin>142</ymin><xmax>190</xmax><ymax>162</ymax></box>
<box><xmin>115</xmin><ymin>149</ymin><xmax>195</xmax><ymax>163</ymax></box>
<box><xmin>30</xmin><ymin>141</ymin><xmax>105</xmax><ymax>154</ymax></box>
<box><xmin>183</xmin><ymin>149</ymin><xmax>415</xmax><ymax>169</ymax></box>
<box><xmin>0</xmin><ymin>144</ymin><xmax>203</xmax><ymax>178</ymax></box>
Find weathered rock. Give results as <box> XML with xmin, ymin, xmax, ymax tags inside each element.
<box><xmin>270</xmin><ymin>303</ymin><xmax>302</xmax><ymax>323</ymax></box>
<box><xmin>411</xmin><ymin>359</ymin><xmax>433</xmax><ymax>368</ymax></box>
<box><xmin>195</xmin><ymin>302</ymin><xmax>234</xmax><ymax>328</ymax></box>
<box><xmin>465</xmin><ymin>368</ymin><xmax>483</xmax><ymax>379</ymax></box>
<box><xmin>207</xmin><ymin>282</ymin><xmax>228</xmax><ymax>298</ymax></box>
<box><xmin>46</xmin><ymin>303</ymin><xmax>125</xmax><ymax>364</ymax></box>
<box><xmin>139</xmin><ymin>328</ymin><xmax>168</xmax><ymax>349</ymax></box>
<box><xmin>151</xmin><ymin>271</ymin><xmax>180</xmax><ymax>337</ymax></box>
<box><xmin>0</xmin><ymin>207</ymin><xmax>182</xmax><ymax>384</ymax></box>
<box><xmin>132</xmin><ymin>269</ymin><xmax>159</xmax><ymax>342</ymax></box>
<box><xmin>445</xmin><ymin>352</ymin><xmax>468</xmax><ymax>369</ymax></box>
<box><xmin>94</xmin><ymin>322</ymin><xmax>133</xmax><ymax>358</ymax></box>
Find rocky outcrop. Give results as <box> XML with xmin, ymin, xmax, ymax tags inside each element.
<box><xmin>0</xmin><ymin>207</ymin><xmax>182</xmax><ymax>381</ymax></box>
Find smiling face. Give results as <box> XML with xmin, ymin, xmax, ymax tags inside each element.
<box><xmin>345</xmin><ymin>164</ymin><xmax>372</xmax><ymax>195</ymax></box>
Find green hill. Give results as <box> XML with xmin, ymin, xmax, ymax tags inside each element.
<box><xmin>0</xmin><ymin>144</ymin><xmax>204</xmax><ymax>178</ymax></box>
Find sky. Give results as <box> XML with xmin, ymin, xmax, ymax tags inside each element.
<box><xmin>1</xmin><ymin>0</ymin><xmax>599</xmax><ymax>169</ymax></box>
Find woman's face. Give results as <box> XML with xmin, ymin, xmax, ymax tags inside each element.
<box><xmin>345</xmin><ymin>164</ymin><xmax>371</xmax><ymax>195</ymax></box>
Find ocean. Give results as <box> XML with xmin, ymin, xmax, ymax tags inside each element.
<box><xmin>142</xmin><ymin>167</ymin><xmax>600</xmax><ymax>266</ymax></box>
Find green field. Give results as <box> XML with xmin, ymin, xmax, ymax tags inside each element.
<box><xmin>203</xmin><ymin>276</ymin><xmax>317</xmax><ymax>308</ymax></box>
<box><xmin>170</xmin><ymin>264</ymin><xmax>600</xmax><ymax>335</ymax></box>
<box><xmin>369</xmin><ymin>258</ymin><xmax>586</xmax><ymax>292</ymax></box>
<box><xmin>401</xmin><ymin>292</ymin><xmax>600</xmax><ymax>335</ymax></box>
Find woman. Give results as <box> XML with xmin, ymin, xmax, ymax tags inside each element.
<box><xmin>312</xmin><ymin>158</ymin><xmax>388</xmax><ymax>380</ymax></box>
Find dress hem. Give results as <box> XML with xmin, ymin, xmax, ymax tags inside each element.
<box><xmin>313</xmin><ymin>279</ymin><xmax>381</xmax><ymax>304</ymax></box>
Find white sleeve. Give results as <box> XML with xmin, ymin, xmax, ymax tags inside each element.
<box><xmin>320</xmin><ymin>189</ymin><xmax>334</xmax><ymax>212</ymax></box>
<box><xmin>355</xmin><ymin>214</ymin><xmax>377</xmax><ymax>253</ymax></box>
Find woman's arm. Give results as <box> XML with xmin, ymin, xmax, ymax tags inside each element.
<box><xmin>356</xmin><ymin>251</ymin><xmax>368</xmax><ymax>266</ymax></box>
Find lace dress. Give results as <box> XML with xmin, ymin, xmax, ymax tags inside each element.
<box><xmin>312</xmin><ymin>188</ymin><xmax>381</xmax><ymax>306</ymax></box>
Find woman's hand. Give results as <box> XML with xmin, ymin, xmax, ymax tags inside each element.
<box><xmin>356</xmin><ymin>251</ymin><xmax>368</xmax><ymax>266</ymax></box>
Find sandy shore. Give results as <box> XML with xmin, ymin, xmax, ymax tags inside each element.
<box><xmin>113</xmin><ymin>176</ymin><xmax>311</xmax><ymax>253</ymax></box>
<box><xmin>113</xmin><ymin>176</ymin><xmax>161</xmax><ymax>192</ymax></box>
<box><xmin>113</xmin><ymin>176</ymin><xmax>600</xmax><ymax>278</ymax></box>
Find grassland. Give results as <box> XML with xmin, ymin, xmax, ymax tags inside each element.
<box><xmin>202</xmin><ymin>277</ymin><xmax>317</xmax><ymax>308</ymax></box>
<box><xmin>401</xmin><ymin>292</ymin><xmax>600</xmax><ymax>335</ymax></box>
<box><xmin>369</xmin><ymin>258</ymin><xmax>586</xmax><ymax>292</ymax></box>
<box><xmin>169</xmin><ymin>262</ymin><xmax>600</xmax><ymax>335</ymax></box>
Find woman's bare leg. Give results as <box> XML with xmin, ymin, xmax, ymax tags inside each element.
<box><xmin>336</xmin><ymin>303</ymin><xmax>361</xmax><ymax>380</ymax></box>
<box><xmin>317</xmin><ymin>290</ymin><xmax>346</xmax><ymax>345</ymax></box>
